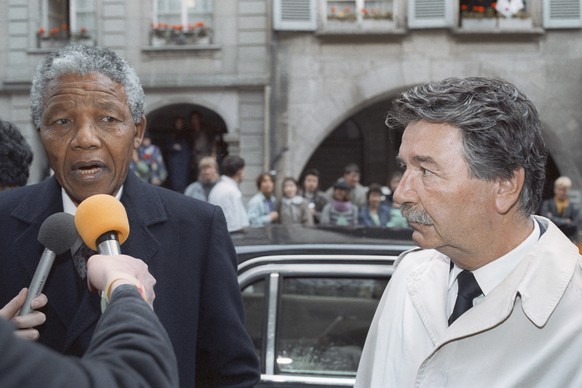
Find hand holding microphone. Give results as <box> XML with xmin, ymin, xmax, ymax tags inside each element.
<box><xmin>75</xmin><ymin>194</ymin><xmax>154</xmax><ymax>305</ymax></box>
<box><xmin>19</xmin><ymin>212</ymin><xmax>78</xmax><ymax>316</ymax></box>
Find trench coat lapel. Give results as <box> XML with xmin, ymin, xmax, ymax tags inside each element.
<box><xmin>406</xmin><ymin>254</ymin><xmax>450</xmax><ymax>344</ymax></box>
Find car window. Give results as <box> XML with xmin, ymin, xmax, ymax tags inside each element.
<box><xmin>242</xmin><ymin>279</ymin><xmax>267</xmax><ymax>362</ymax></box>
<box><xmin>276</xmin><ymin>277</ymin><xmax>388</xmax><ymax>378</ymax></box>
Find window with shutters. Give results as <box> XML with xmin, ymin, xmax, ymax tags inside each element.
<box><xmin>544</xmin><ymin>0</ymin><xmax>582</xmax><ymax>28</ymax></box>
<box><xmin>408</xmin><ymin>0</ymin><xmax>453</xmax><ymax>28</ymax></box>
<box><xmin>274</xmin><ymin>0</ymin><xmax>318</xmax><ymax>30</ymax></box>
<box><xmin>459</xmin><ymin>0</ymin><xmax>534</xmax><ymax>30</ymax></box>
<box><xmin>36</xmin><ymin>0</ymin><xmax>96</xmax><ymax>49</ymax></box>
<box><xmin>150</xmin><ymin>0</ymin><xmax>213</xmax><ymax>46</ymax></box>
<box><xmin>321</xmin><ymin>0</ymin><xmax>395</xmax><ymax>31</ymax></box>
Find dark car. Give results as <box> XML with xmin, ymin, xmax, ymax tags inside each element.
<box><xmin>234</xmin><ymin>225</ymin><xmax>415</xmax><ymax>387</ymax></box>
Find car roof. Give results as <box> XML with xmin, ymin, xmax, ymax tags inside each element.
<box><xmin>233</xmin><ymin>225</ymin><xmax>416</xmax><ymax>263</ymax></box>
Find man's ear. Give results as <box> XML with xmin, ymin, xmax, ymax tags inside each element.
<box><xmin>495</xmin><ymin>168</ymin><xmax>525</xmax><ymax>214</ymax></box>
<box><xmin>134</xmin><ymin>115</ymin><xmax>147</xmax><ymax>148</ymax></box>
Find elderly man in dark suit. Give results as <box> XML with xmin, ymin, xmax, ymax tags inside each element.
<box><xmin>0</xmin><ymin>45</ymin><xmax>259</xmax><ymax>388</ymax></box>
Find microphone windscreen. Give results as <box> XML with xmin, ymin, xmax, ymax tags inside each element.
<box><xmin>75</xmin><ymin>194</ymin><xmax>130</xmax><ymax>251</ymax></box>
<box><xmin>38</xmin><ymin>212</ymin><xmax>79</xmax><ymax>255</ymax></box>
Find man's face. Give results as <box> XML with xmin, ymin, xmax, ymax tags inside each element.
<box><xmin>555</xmin><ymin>185</ymin><xmax>569</xmax><ymax>201</ymax></box>
<box><xmin>38</xmin><ymin>73</ymin><xmax>145</xmax><ymax>205</ymax></box>
<box><xmin>303</xmin><ymin>174</ymin><xmax>318</xmax><ymax>192</ymax></box>
<box><xmin>200</xmin><ymin>165</ymin><xmax>217</xmax><ymax>183</ymax></box>
<box><xmin>394</xmin><ymin>120</ymin><xmax>497</xmax><ymax>262</ymax></box>
<box><xmin>344</xmin><ymin>171</ymin><xmax>359</xmax><ymax>187</ymax></box>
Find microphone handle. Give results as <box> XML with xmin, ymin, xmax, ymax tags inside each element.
<box><xmin>96</xmin><ymin>231</ymin><xmax>121</xmax><ymax>255</ymax></box>
<box><xmin>19</xmin><ymin>248</ymin><xmax>56</xmax><ymax>316</ymax></box>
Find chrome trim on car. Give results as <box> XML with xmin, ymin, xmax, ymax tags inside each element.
<box><xmin>266</xmin><ymin>272</ymin><xmax>279</xmax><ymax>375</ymax></box>
<box><xmin>260</xmin><ymin>373</ymin><xmax>355</xmax><ymax>386</ymax></box>
<box><xmin>238</xmin><ymin>254</ymin><xmax>397</xmax><ymax>273</ymax></box>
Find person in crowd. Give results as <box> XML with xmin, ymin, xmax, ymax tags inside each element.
<box><xmin>385</xmin><ymin>200</ymin><xmax>409</xmax><ymax>229</ymax></box>
<box><xmin>382</xmin><ymin>170</ymin><xmax>402</xmax><ymax>207</ymax></box>
<box><xmin>539</xmin><ymin>176</ymin><xmax>580</xmax><ymax>241</ymax></box>
<box><xmin>0</xmin><ymin>119</ymin><xmax>33</xmax><ymax>191</ymax></box>
<box><xmin>0</xmin><ymin>253</ymin><xmax>179</xmax><ymax>387</ymax></box>
<box><xmin>358</xmin><ymin>183</ymin><xmax>390</xmax><ymax>227</ymax></box>
<box><xmin>247</xmin><ymin>172</ymin><xmax>278</xmax><ymax>227</ymax></box>
<box><xmin>301</xmin><ymin>168</ymin><xmax>328</xmax><ymax>224</ymax></box>
<box><xmin>278</xmin><ymin>176</ymin><xmax>314</xmax><ymax>226</ymax></box>
<box><xmin>208</xmin><ymin>154</ymin><xmax>250</xmax><ymax>233</ymax></box>
<box><xmin>183</xmin><ymin>156</ymin><xmax>220</xmax><ymax>201</ymax></box>
<box><xmin>355</xmin><ymin>77</ymin><xmax>582</xmax><ymax>387</ymax></box>
<box><xmin>165</xmin><ymin>115</ymin><xmax>192</xmax><ymax>193</ymax></box>
<box><xmin>325</xmin><ymin>163</ymin><xmax>368</xmax><ymax>207</ymax></box>
<box><xmin>130</xmin><ymin>130</ymin><xmax>167</xmax><ymax>186</ymax></box>
<box><xmin>0</xmin><ymin>45</ymin><xmax>259</xmax><ymax>388</ymax></box>
<box><xmin>321</xmin><ymin>181</ymin><xmax>358</xmax><ymax>226</ymax></box>
<box><xmin>189</xmin><ymin>110</ymin><xmax>215</xmax><ymax>180</ymax></box>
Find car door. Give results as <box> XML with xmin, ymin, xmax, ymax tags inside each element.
<box><xmin>239</xmin><ymin>255</ymin><xmax>395</xmax><ymax>387</ymax></box>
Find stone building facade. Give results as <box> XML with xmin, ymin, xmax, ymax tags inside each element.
<box><xmin>1</xmin><ymin>0</ymin><xmax>582</xmax><ymax>200</ymax></box>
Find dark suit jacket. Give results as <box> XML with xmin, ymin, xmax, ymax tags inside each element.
<box><xmin>0</xmin><ymin>173</ymin><xmax>260</xmax><ymax>387</ymax></box>
<box><xmin>1</xmin><ymin>285</ymin><xmax>179</xmax><ymax>387</ymax></box>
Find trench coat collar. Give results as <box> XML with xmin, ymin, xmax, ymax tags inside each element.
<box><xmin>405</xmin><ymin>216</ymin><xmax>579</xmax><ymax>347</ymax></box>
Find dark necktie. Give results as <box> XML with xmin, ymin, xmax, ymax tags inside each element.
<box><xmin>448</xmin><ymin>270</ymin><xmax>482</xmax><ymax>326</ymax></box>
<box><xmin>72</xmin><ymin>243</ymin><xmax>96</xmax><ymax>279</ymax></box>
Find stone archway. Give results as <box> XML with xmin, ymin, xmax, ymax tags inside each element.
<box><xmin>146</xmin><ymin>103</ymin><xmax>228</xmax><ymax>192</ymax></box>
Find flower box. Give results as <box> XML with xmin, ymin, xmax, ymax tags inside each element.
<box><xmin>362</xmin><ymin>18</ymin><xmax>394</xmax><ymax>30</ymax></box>
<box><xmin>498</xmin><ymin>17</ymin><xmax>533</xmax><ymax>30</ymax></box>
<box><xmin>324</xmin><ymin>18</ymin><xmax>358</xmax><ymax>30</ymax></box>
<box><xmin>462</xmin><ymin>17</ymin><xmax>498</xmax><ymax>30</ymax></box>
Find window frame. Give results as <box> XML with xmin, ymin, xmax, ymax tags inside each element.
<box><xmin>239</xmin><ymin>255</ymin><xmax>396</xmax><ymax>386</ymax></box>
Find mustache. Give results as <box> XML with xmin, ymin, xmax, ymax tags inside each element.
<box><xmin>400</xmin><ymin>203</ymin><xmax>434</xmax><ymax>226</ymax></box>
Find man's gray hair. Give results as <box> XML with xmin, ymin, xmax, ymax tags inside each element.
<box><xmin>386</xmin><ymin>77</ymin><xmax>547</xmax><ymax>215</ymax></box>
<box><xmin>30</xmin><ymin>45</ymin><xmax>145</xmax><ymax>127</ymax></box>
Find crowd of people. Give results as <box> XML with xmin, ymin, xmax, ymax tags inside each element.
<box><xmin>2</xmin><ymin>44</ymin><xmax>582</xmax><ymax>387</ymax></box>
<box><xmin>178</xmin><ymin>156</ymin><xmax>412</xmax><ymax>232</ymax></box>
<box><xmin>123</xmin><ymin>107</ymin><xmax>582</xmax><ymax>240</ymax></box>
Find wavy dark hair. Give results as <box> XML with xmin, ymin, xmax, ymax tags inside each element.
<box><xmin>386</xmin><ymin>77</ymin><xmax>547</xmax><ymax>215</ymax></box>
<box><xmin>0</xmin><ymin>120</ymin><xmax>33</xmax><ymax>189</ymax></box>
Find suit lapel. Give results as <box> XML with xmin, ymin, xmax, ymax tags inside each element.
<box><xmin>119</xmin><ymin>173</ymin><xmax>166</xmax><ymax>263</ymax></box>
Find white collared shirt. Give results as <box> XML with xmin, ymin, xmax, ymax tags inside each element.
<box><xmin>447</xmin><ymin>217</ymin><xmax>541</xmax><ymax>316</ymax></box>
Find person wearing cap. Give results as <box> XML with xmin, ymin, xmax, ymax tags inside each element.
<box><xmin>320</xmin><ymin>180</ymin><xmax>359</xmax><ymax>226</ymax></box>
<box><xmin>325</xmin><ymin>163</ymin><xmax>368</xmax><ymax>207</ymax></box>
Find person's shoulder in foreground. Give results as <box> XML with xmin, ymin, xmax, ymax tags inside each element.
<box><xmin>355</xmin><ymin>76</ymin><xmax>582</xmax><ymax>387</ymax></box>
<box><xmin>0</xmin><ymin>253</ymin><xmax>178</xmax><ymax>388</ymax></box>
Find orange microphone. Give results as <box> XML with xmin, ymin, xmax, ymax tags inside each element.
<box><xmin>75</xmin><ymin>194</ymin><xmax>130</xmax><ymax>255</ymax></box>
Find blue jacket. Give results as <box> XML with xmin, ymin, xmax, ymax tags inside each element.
<box><xmin>358</xmin><ymin>204</ymin><xmax>391</xmax><ymax>227</ymax></box>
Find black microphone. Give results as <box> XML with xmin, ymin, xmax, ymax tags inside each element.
<box><xmin>19</xmin><ymin>212</ymin><xmax>78</xmax><ymax>316</ymax></box>
<box><xmin>74</xmin><ymin>194</ymin><xmax>130</xmax><ymax>256</ymax></box>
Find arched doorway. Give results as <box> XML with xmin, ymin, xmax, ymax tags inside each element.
<box><xmin>146</xmin><ymin>103</ymin><xmax>228</xmax><ymax>192</ymax></box>
<box><xmin>301</xmin><ymin>98</ymin><xmax>398</xmax><ymax>192</ymax></box>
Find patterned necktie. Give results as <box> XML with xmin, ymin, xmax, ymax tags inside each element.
<box><xmin>448</xmin><ymin>270</ymin><xmax>482</xmax><ymax>326</ymax></box>
<box><xmin>72</xmin><ymin>243</ymin><xmax>95</xmax><ymax>279</ymax></box>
